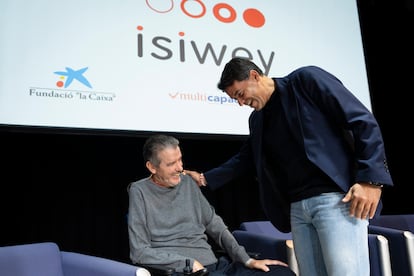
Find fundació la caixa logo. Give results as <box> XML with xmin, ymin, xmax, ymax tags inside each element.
<box><xmin>145</xmin><ymin>0</ymin><xmax>266</xmax><ymax>28</ymax></box>
<box><xmin>54</xmin><ymin>67</ymin><xmax>93</xmax><ymax>89</ymax></box>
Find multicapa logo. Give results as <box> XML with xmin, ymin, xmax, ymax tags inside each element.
<box><xmin>145</xmin><ymin>0</ymin><xmax>266</xmax><ymax>28</ymax></box>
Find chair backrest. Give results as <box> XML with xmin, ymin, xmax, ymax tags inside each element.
<box><xmin>236</xmin><ymin>221</ymin><xmax>299</xmax><ymax>275</ymax></box>
<box><xmin>61</xmin><ymin>251</ymin><xmax>148</xmax><ymax>276</ymax></box>
<box><xmin>239</xmin><ymin>221</ymin><xmax>292</xmax><ymax>239</ymax></box>
<box><xmin>0</xmin><ymin>242</ymin><xmax>65</xmax><ymax>276</ymax></box>
<box><xmin>369</xmin><ymin>224</ymin><xmax>414</xmax><ymax>276</ymax></box>
<box><xmin>0</xmin><ymin>242</ymin><xmax>146</xmax><ymax>276</ymax></box>
<box><xmin>232</xmin><ymin>230</ymin><xmax>288</xmax><ymax>261</ymax></box>
<box><xmin>368</xmin><ymin>234</ymin><xmax>392</xmax><ymax>276</ymax></box>
<box><xmin>370</xmin><ymin>214</ymin><xmax>414</xmax><ymax>233</ymax></box>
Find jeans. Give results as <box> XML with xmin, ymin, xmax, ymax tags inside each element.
<box><xmin>290</xmin><ymin>192</ymin><xmax>369</xmax><ymax>276</ymax></box>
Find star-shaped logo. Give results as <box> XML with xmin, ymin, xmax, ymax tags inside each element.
<box><xmin>54</xmin><ymin>67</ymin><xmax>92</xmax><ymax>88</ymax></box>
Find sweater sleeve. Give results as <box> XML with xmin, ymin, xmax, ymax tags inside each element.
<box><xmin>218</xmin><ymin>229</ymin><xmax>251</xmax><ymax>264</ymax></box>
<box><xmin>197</xmin><ymin>187</ymin><xmax>250</xmax><ymax>265</ymax></box>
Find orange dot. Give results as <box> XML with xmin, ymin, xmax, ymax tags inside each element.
<box><xmin>213</xmin><ymin>3</ymin><xmax>236</xmax><ymax>23</ymax></box>
<box><xmin>178</xmin><ymin>31</ymin><xmax>185</xmax><ymax>36</ymax></box>
<box><xmin>137</xmin><ymin>25</ymin><xmax>144</xmax><ymax>31</ymax></box>
<box><xmin>243</xmin><ymin>8</ymin><xmax>265</xmax><ymax>28</ymax></box>
<box><xmin>56</xmin><ymin>81</ymin><xmax>64</xmax><ymax>87</ymax></box>
<box><xmin>181</xmin><ymin>0</ymin><xmax>206</xmax><ymax>18</ymax></box>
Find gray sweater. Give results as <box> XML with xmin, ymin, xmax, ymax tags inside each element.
<box><xmin>128</xmin><ymin>174</ymin><xmax>250</xmax><ymax>272</ymax></box>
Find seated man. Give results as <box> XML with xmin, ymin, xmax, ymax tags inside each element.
<box><xmin>128</xmin><ymin>134</ymin><xmax>296</xmax><ymax>276</ymax></box>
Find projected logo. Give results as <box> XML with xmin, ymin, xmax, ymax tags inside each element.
<box><xmin>28</xmin><ymin>66</ymin><xmax>115</xmax><ymax>102</ymax></box>
<box><xmin>138</xmin><ymin>0</ymin><xmax>273</xmax><ymax>70</ymax></box>
<box><xmin>145</xmin><ymin>0</ymin><xmax>265</xmax><ymax>28</ymax></box>
<box><xmin>139</xmin><ymin>0</ymin><xmax>273</xmax><ymax>107</ymax></box>
<box><xmin>54</xmin><ymin>67</ymin><xmax>92</xmax><ymax>89</ymax></box>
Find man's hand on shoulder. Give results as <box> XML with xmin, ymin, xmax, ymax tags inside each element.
<box><xmin>183</xmin><ymin>170</ymin><xmax>207</xmax><ymax>187</ymax></box>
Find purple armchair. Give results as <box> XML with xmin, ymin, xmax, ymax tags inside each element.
<box><xmin>0</xmin><ymin>242</ymin><xmax>150</xmax><ymax>276</ymax></box>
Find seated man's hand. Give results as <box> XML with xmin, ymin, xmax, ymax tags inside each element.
<box><xmin>246</xmin><ymin>258</ymin><xmax>289</xmax><ymax>272</ymax></box>
<box><xmin>192</xmin><ymin>260</ymin><xmax>205</xmax><ymax>272</ymax></box>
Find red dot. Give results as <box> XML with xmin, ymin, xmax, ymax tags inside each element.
<box><xmin>243</xmin><ymin>8</ymin><xmax>265</xmax><ymax>28</ymax></box>
<box><xmin>56</xmin><ymin>81</ymin><xmax>64</xmax><ymax>87</ymax></box>
<box><xmin>213</xmin><ymin>3</ymin><xmax>236</xmax><ymax>23</ymax></box>
<box><xmin>137</xmin><ymin>25</ymin><xmax>144</xmax><ymax>31</ymax></box>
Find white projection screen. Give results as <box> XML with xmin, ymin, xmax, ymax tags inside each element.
<box><xmin>0</xmin><ymin>0</ymin><xmax>370</xmax><ymax>136</ymax></box>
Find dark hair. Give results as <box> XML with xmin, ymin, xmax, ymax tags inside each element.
<box><xmin>143</xmin><ymin>134</ymin><xmax>179</xmax><ymax>167</ymax></box>
<box><xmin>217</xmin><ymin>57</ymin><xmax>263</xmax><ymax>91</ymax></box>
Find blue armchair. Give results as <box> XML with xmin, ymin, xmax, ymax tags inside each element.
<box><xmin>0</xmin><ymin>242</ymin><xmax>150</xmax><ymax>276</ymax></box>
<box><xmin>236</xmin><ymin>220</ymin><xmax>394</xmax><ymax>276</ymax></box>
<box><xmin>368</xmin><ymin>233</ymin><xmax>392</xmax><ymax>276</ymax></box>
<box><xmin>237</xmin><ymin>221</ymin><xmax>298</xmax><ymax>274</ymax></box>
<box><xmin>370</xmin><ymin>214</ymin><xmax>414</xmax><ymax>232</ymax></box>
<box><xmin>368</xmin><ymin>224</ymin><xmax>414</xmax><ymax>276</ymax></box>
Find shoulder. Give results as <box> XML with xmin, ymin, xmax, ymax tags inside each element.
<box><xmin>181</xmin><ymin>175</ymin><xmax>200</xmax><ymax>191</ymax></box>
<box><xmin>289</xmin><ymin>65</ymin><xmax>329</xmax><ymax>78</ymax></box>
<box><xmin>286</xmin><ymin>66</ymin><xmax>340</xmax><ymax>86</ymax></box>
<box><xmin>128</xmin><ymin>178</ymin><xmax>150</xmax><ymax>194</ymax></box>
<box><xmin>180</xmin><ymin>175</ymin><xmax>206</xmax><ymax>199</ymax></box>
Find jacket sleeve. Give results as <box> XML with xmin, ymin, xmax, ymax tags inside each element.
<box><xmin>204</xmin><ymin>140</ymin><xmax>255</xmax><ymax>190</ymax></box>
<box><xmin>296</xmin><ymin>66</ymin><xmax>393</xmax><ymax>186</ymax></box>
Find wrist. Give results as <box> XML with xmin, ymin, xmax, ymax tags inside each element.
<box><xmin>245</xmin><ymin>258</ymin><xmax>254</xmax><ymax>268</ymax></box>
<box><xmin>367</xmin><ymin>181</ymin><xmax>384</xmax><ymax>188</ymax></box>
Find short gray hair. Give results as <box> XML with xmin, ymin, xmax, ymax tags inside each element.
<box><xmin>142</xmin><ymin>134</ymin><xmax>179</xmax><ymax>167</ymax></box>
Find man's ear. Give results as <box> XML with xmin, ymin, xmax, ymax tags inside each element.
<box><xmin>146</xmin><ymin>161</ymin><xmax>156</xmax><ymax>174</ymax></box>
<box><xmin>250</xmin><ymin>69</ymin><xmax>260</xmax><ymax>80</ymax></box>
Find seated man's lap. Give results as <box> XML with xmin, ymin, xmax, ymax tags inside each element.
<box><xmin>209</xmin><ymin>257</ymin><xmax>295</xmax><ymax>276</ymax></box>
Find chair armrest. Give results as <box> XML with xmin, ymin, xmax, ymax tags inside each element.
<box><xmin>140</xmin><ymin>264</ymin><xmax>209</xmax><ymax>276</ymax></box>
<box><xmin>232</xmin><ymin>230</ymin><xmax>289</xmax><ymax>262</ymax></box>
<box><xmin>368</xmin><ymin>225</ymin><xmax>414</xmax><ymax>276</ymax></box>
<box><xmin>61</xmin><ymin>251</ymin><xmax>149</xmax><ymax>276</ymax></box>
<box><xmin>214</xmin><ymin>249</ymin><xmax>260</xmax><ymax>259</ymax></box>
<box><xmin>0</xmin><ymin>242</ymin><xmax>65</xmax><ymax>276</ymax></box>
<box><xmin>139</xmin><ymin>264</ymin><xmax>175</xmax><ymax>276</ymax></box>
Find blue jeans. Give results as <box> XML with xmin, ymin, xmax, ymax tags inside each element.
<box><xmin>290</xmin><ymin>192</ymin><xmax>369</xmax><ymax>276</ymax></box>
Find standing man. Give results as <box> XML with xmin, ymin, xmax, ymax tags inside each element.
<box><xmin>186</xmin><ymin>57</ymin><xmax>393</xmax><ymax>276</ymax></box>
<box><xmin>128</xmin><ymin>134</ymin><xmax>296</xmax><ymax>276</ymax></box>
